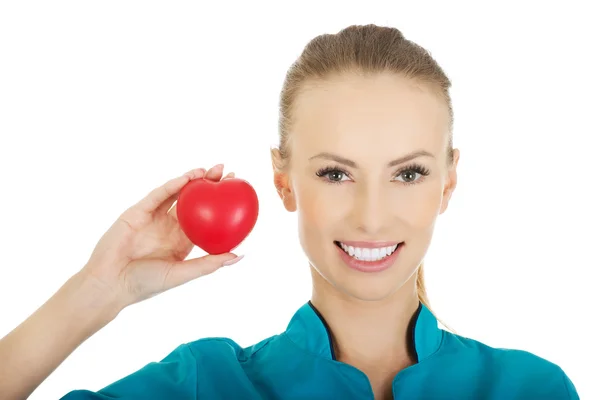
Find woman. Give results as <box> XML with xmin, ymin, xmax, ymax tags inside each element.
<box><xmin>0</xmin><ymin>24</ymin><xmax>578</xmax><ymax>400</ymax></box>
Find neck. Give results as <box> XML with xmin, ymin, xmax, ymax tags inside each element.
<box><xmin>309</xmin><ymin>268</ymin><xmax>420</xmax><ymax>371</ymax></box>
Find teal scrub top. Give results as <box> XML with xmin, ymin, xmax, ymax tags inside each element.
<box><xmin>61</xmin><ymin>302</ymin><xmax>579</xmax><ymax>399</ymax></box>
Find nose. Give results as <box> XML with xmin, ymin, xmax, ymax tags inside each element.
<box><xmin>351</xmin><ymin>182</ymin><xmax>391</xmax><ymax>236</ymax></box>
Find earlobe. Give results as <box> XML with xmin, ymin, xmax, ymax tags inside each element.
<box><xmin>282</xmin><ymin>188</ymin><xmax>297</xmax><ymax>212</ymax></box>
<box><xmin>271</xmin><ymin>147</ymin><xmax>297</xmax><ymax>212</ymax></box>
<box><xmin>274</xmin><ymin>175</ymin><xmax>297</xmax><ymax>212</ymax></box>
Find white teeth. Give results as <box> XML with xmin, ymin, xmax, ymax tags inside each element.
<box><xmin>339</xmin><ymin>242</ymin><xmax>399</xmax><ymax>262</ymax></box>
<box><xmin>363</xmin><ymin>248</ymin><xmax>371</xmax><ymax>260</ymax></box>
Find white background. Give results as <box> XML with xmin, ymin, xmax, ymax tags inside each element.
<box><xmin>1</xmin><ymin>1</ymin><xmax>598</xmax><ymax>399</ymax></box>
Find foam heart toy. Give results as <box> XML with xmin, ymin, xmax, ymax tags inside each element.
<box><xmin>176</xmin><ymin>177</ymin><xmax>259</xmax><ymax>254</ymax></box>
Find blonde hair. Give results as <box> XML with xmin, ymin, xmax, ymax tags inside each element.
<box><xmin>274</xmin><ymin>24</ymin><xmax>455</xmax><ymax>313</ymax></box>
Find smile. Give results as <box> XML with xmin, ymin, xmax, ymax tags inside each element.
<box><xmin>334</xmin><ymin>241</ymin><xmax>401</xmax><ymax>262</ymax></box>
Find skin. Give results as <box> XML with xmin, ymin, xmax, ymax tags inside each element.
<box><xmin>0</xmin><ymin>72</ymin><xmax>458</xmax><ymax>400</ymax></box>
<box><xmin>0</xmin><ymin>166</ymin><xmax>241</xmax><ymax>400</ymax></box>
<box><xmin>273</xmin><ymin>72</ymin><xmax>459</xmax><ymax>399</ymax></box>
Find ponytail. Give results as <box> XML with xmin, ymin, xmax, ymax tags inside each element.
<box><xmin>416</xmin><ymin>263</ymin><xmax>430</xmax><ymax>309</ymax></box>
<box><xmin>417</xmin><ymin>263</ymin><xmax>455</xmax><ymax>333</ymax></box>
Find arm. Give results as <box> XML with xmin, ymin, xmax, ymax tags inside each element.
<box><xmin>0</xmin><ymin>165</ymin><xmax>241</xmax><ymax>399</ymax></box>
<box><xmin>0</xmin><ymin>270</ymin><xmax>122</xmax><ymax>400</ymax></box>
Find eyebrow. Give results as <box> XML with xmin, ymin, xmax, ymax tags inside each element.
<box><xmin>309</xmin><ymin>150</ymin><xmax>435</xmax><ymax>168</ymax></box>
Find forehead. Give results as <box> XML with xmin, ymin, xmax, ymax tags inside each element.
<box><xmin>290</xmin><ymin>73</ymin><xmax>449</xmax><ymax>158</ymax></box>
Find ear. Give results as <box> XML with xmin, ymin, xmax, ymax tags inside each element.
<box><xmin>271</xmin><ymin>147</ymin><xmax>297</xmax><ymax>212</ymax></box>
<box><xmin>439</xmin><ymin>148</ymin><xmax>460</xmax><ymax>215</ymax></box>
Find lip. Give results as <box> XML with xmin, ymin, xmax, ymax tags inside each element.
<box><xmin>336</xmin><ymin>240</ymin><xmax>400</xmax><ymax>248</ymax></box>
<box><xmin>335</xmin><ymin>241</ymin><xmax>404</xmax><ymax>273</ymax></box>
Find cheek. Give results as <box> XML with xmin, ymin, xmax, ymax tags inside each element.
<box><xmin>393</xmin><ymin>181</ymin><xmax>443</xmax><ymax>230</ymax></box>
<box><xmin>295</xmin><ymin>181</ymin><xmax>340</xmax><ymax>229</ymax></box>
<box><xmin>293</xmin><ymin>178</ymin><xmax>352</xmax><ymax>244</ymax></box>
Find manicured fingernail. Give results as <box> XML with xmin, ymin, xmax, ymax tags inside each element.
<box><xmin>223</xmin><ymin>255</ymin><xmax>244</xmax><ymax>266</ymax></box>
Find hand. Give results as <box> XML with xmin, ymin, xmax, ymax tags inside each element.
<box><xmin>81</xmin><ymin>164</ymin><xmax>243</xmax><ymax>309</ymax></box>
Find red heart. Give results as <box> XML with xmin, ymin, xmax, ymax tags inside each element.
<box><xmin>176</xmin><ymin>178</ymin><xmax>259</xmax><ymax>255</ymax></box>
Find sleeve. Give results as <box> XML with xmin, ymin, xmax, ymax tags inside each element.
<box><xmin>60</xmin><ymin>344</ymin><xmax>198</xmax><ymax>400</ymax></box>
<box><xmin>560</xmin><ymin>368</ymin><xmax>579</xmax><ymax>400</ymax></box>
<box><xmin>543</xmin><ymin>365</ymin><xmax>580</xmax><ymax>400</ymax></box>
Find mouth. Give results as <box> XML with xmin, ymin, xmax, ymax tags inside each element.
<box><xmin>334</xmin><ymin>241</ymin><xmax>402</xmax><ymax>262</ymax></box>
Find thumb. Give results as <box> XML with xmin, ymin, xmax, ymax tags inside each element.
<box><xmin>165</xmin><ymin>253</ymin><xmax>244</xmax><ymax>289</ymax></box>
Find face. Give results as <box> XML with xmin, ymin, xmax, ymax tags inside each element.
<box><xmin>273</xmin><ymin>72</ymin><xmax>459</xmax><ymax>301</ymax></box>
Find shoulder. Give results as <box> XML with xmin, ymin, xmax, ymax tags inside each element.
<box><xmin>185</xmin><ymin>334</ymin><xmax>278</xmax><ymax>361</ymax></box>
<box><xmin>437</xmin><ymin>330</ymin><xmax>578</xmax><ymax>398</ymax></box>
<box><xmin>60</xmin><ymin>337</ymin><xmax>279</xmax><ymax>399</ymax></box>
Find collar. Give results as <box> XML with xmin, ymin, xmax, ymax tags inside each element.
<box><xmin>284</xmin><ymin>301</ymin><xmax>443</xmax><ymax>362</ymax></box>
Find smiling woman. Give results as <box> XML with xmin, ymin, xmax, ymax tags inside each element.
<box><xmin>272</xmin><ymin>68</ymin><xmax>456</xmax><ymax>310</ymax></box>
<box><xmin>0</xmin><ymin>24</ymin><xmax>579</xmax><ymax>400</ymax></box>
<box><xmin>303</xmin><ymin>149</ymin><xmax>438</xmax><ymax>271</ymax></box>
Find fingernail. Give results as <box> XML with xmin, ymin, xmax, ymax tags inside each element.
<box><xmin>222</xmin><ymin>255</ymin><xmax>244</xmax><ymax>266</ymax></box>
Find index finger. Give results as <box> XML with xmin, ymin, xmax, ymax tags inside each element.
<box><xmin>135</xmin><ymin>168</ymin><xmax>206</xmax><ymax>214</ymax></box>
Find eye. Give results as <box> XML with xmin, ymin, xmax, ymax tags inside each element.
<box><xmin>327</xmin><ymin>170</ymin><xmax>348</xmax><ymax>182</ymax></box>
<box><xmin>316</xmin><ymin>167</ymin><xmax>351</xmax><ymax>184</ymax></box>
<box><xmin>393</xmin><ymin>164</ymin><xmax>430</xmax><ymax>184</ymax></box>
<box><xmin>397</xmin><ymin>170</ymin><xmax>421</xmax><ymax>183</ymax></box>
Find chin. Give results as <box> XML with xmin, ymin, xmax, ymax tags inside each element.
<box><xmin>304</xmin><ymin>238</ymin><xmax>421</xmax><ymax>302</ymax></box>
<box><xmin>311</xmin><ymin>259</ymin><xmax>412</xmax><ymax>302</ymax></box>
<box><xmin>335</xmin><ymin>281</ymin><xmax>401</xmax><ymax>302</ymax></box>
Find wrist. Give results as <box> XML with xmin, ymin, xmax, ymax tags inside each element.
<box><xmin>59</xmin><ymin>269</ymin><xmax>125</xmax><ymax>332</ymax></box>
